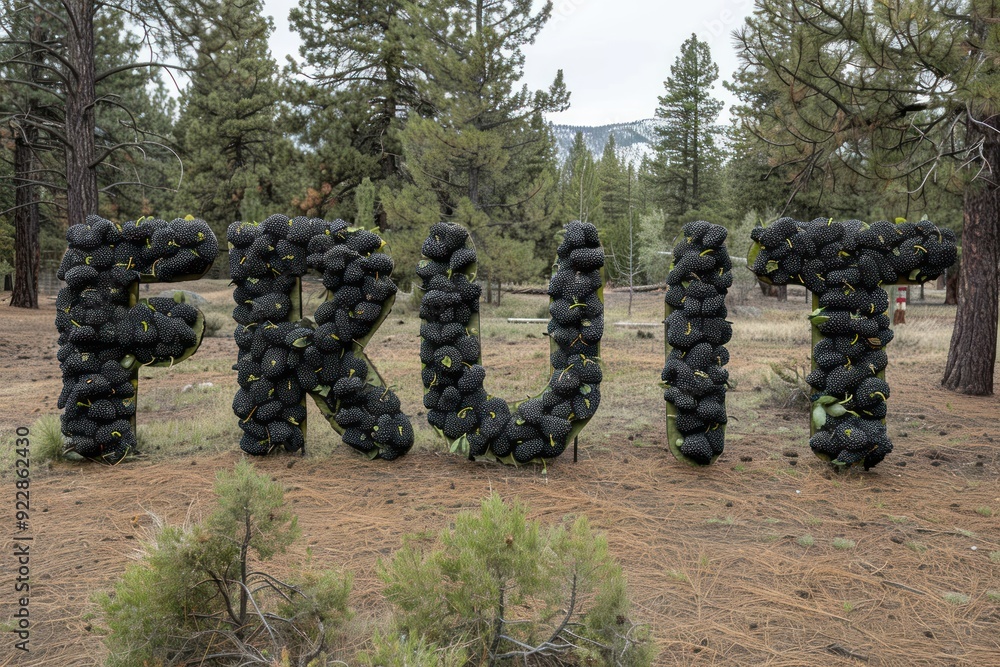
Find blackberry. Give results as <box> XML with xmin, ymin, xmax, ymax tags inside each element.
<box><xmin>569</xmin><ymin>247</ymin><xmax>605</xmax><ymax>271</ymax></box>
<box><xmin>825</xmin><ymin>365</ymin><xmax>866</xmax><ymax>395</ymax></box>
<box><xmin>664</xmin><ymin>386</ymin><xmax>697</xmax><ymax>411</ymax></box>
<box><xmin>833</xmin><ymin>419</ymin><xmax>869</xmax><ymax>450</ymax></box>
<box><xmin>87</xmin><ymin>400</ymin><xmax>117</xmax><ymax>423</ymax></box>
<box><xmin>834</xmin><ymin>334</ymin><xmax>867</xmax><ymax>360</ymax></box>
<box><xmin>332</xmin><ymin>375</ymin><xmax>364</xmax><ymax>398</ymax></box>
<box><xmin>64</xmin><ymin>265</ymin><xmax>100</xmax><ymax>290</ymax></box>
<box><xmin>334</xmin><ymin>407</ymin><xmax>370</xmax><ymax>429</ymax></box>
<box><xmin>819</xmin><ymin>288</ymin><xmax>866</xmax><ymax>312</ymax></box>
<box><xmin>761</xmin><ymin>217</ymin><xmax>798</xmax><ymax>245</ymax></box>
<box><xmin>443</xmin><ymin>409</ymin><xmax>477</xmax><ymax>439</ymax></box>
<box><xmin>416</xmin><ymin>259</ymin><xmax>450</xmax><ymax>281</ymax></box>
<box><xmin>457</xmin><ymin>365</ymin><xmax>487</xmax><ymax>393</ymax></box>
<box><xmin>705</xmin><ymin>426</ymin><xmax>725</xmax><ymax>455</ymax></box>
<box><xmin>573</xmin><ymin>357</ymin><xmax>602</xmax><ymax>384</ymax></box>
<box><xmin>679</xmin><ymin>434</ymin><xmax>713</xmax><ymax>465</ymax></box>
<box><xmin>249</xmin><ymin>378</ymin><xmax>275</xmax><ymax>404</ymax></box>
<box><xmin>571</xmin><ymin>389</ymin><xmax>599</xmax><ymax>420</ymax></box>
<box><xmin>515</xmin><ymin>398</ymin><xmax>544</xmax><ymax>425</ymax></box>
<box><xmin>854</xmin><ymin>377</ymin><xmax>890</xmax><ymax>409</ymax></box>
<box><xmin>256</xmin><ymin>400</ymin><xmax>284</xmax><ymax>423</ymax></box>
<box><xmin>550</xmin><ymin>369</ymin><xmax>581</xmax><ymax>396</ymax></box>
<box><xmin>345</xmin><ymin>230</ymin><xmax>383</xmax><ymax>255</ymax></box>
<box><xmin>508</xmin><ymin>422</ymin><xmax>541</xmax><ymax>447</ymax></box>
<box><xmin>806</xmin><ymin>368</ymin><xmax>827</xmax><ymax>390</ymax></box>
<box><xmin>478</xmin><ymin>398</ymin><xmax>511</xmax><ymax>439</ymax></box>
<box><xmin>868</xmin><ymin>328</ymin><xmax>894</xmax><ymax>348</ymax></box>
<box><xmin>580</xmin><ymin>317</ymin><xmax>603</xmax><ymax>345</ymax></box>
<box><xmin>849</xmin><ymin>317</ymin><xmax>879</xmax><ymax>338</ymax></box>
<box><xmin>557</xmin><ymin>224</ymin><xmax>586</xmax><ymax>257</ymax></box>
<box><xmin>449</xmin><ymin>247</ymin><xmax>477</xmax><ymax>272</ymax></box>
<box><xmin>437</xmin><ymin>386</ymin><xmax>463</xmax><ymax>412</ymax></box>
<box><xmin>702</xmin><ymin>319</ymin><xmax>732</xmax><ymax>346</ymax></box>
<box><xmin>827</xmin><ymin>268</ymin><xmax>861</xmax><ymax>288</ymax></box>
<box><xmin>860</xmin><ymin>349</ymin><xmax>888</xmax><ymax>375</ymax></box>
<box><xmin>513</xmin><ymin>438</ymin><xmax>546</xmax><ymax>463</ymax></box>
<box><xmin>780</xmin><ymin>253</ymin><xmax>803</xmax><ymax>276</ymax></box>
<box><xmin>367</xmin><ymin>389</ymin><xmax>402</xmax><ymax>417</ymax></box>
<box><xmin>809</xmin><ymin>431</ymin><xmax>840</xmax><ymax>457</ymax></box>
<box><xmin>666</xmin><ymin>312</ymin><xmax>703</xmax><ymax>349</ymax></box>
<box><xmin>454</xmin><ymin>336</ymin><xmax>481</xmax><ymax>364</ymax></box>
<box><xmin>696</xmin><ymin>398</ymin><xmax>727</xmax><ymax>424</ymax></box>
<box><xmin>701</xmin><ymin>224</ymin><xmax>728</xmax><ymax>248</ymax></box>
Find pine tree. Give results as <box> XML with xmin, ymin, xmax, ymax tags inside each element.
<box><xmin>174</xmin><ymin>0</ymin><xmax>281</xmax><ymax>232</ymax></box>
<box><xmin>93</xmin><ymin>11</ymin><xmax>179</xmax><ymax>221</ymax></box>
<box><xmin>651</xmin><ymin>33</ymin><xmax>724</xmax><ymax>221</ymax></box>
<box><xmin>598</xmin><ymin>134</ymin><xmax>628</xmax><ymax>225</ymax></box>
<box><xmin>383</xmin><ymin>0</ymin><xmax>570</xmax><ymax>287</ymax></box>
<box><xmin>355</xmin><ymin>176</ymin><xmax>376</xmax><ymax>227</ymax></box>
<box><xmin>286</xmin><ymin>0</ymin><xmax>425</xmax><ymax>226</ymax></box>
<box><xmin>735</xmin><ymin>1</ymin><xmax>993</xmax><ymax>395</ymax></box>
<box><xmin>1</xmin><ymin>0</ymin><xmax>198</xmax><ymax>307</ymax></box>
<box><xmin>559</xmin><ymin>131</ymin><xmax>601</xmax><ymax>224</ymax></box>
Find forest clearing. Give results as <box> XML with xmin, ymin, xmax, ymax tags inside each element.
<box><xmin>1</xmin><ymin>285</ymin><xmax>997</xmax><ymax>666</ymax></box>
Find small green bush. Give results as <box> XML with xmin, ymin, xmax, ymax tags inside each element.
<box><xmin>202</xmin><ymin>310</ymin><xmax>229</xmax><ymax>337</ymax></box>
<box><xmin>32</xmin><ymin>414</ymin><xmax>65</xmax><ymax>463</ymax></box>
<box><xmin>359</xmin><ymin>631</ymin><xmax>467</xmax><ymax>667</ymax></box>
<box><xmin>763</xmin><ymin>361</ymin><xmax>812</xmax><ymax>409</ymax></box>
<box><xmin>377</xmin><ymin>493</ymin><xmax>655</xmax><ymax>666</ymax></box>
<box><xmin>97</xmin><ymin>459</ymin><xmax>351</xmax><ymax>666</ymax></box>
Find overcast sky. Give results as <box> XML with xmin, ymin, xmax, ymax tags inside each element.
<box><xmin>262</xmin><ymin>0</ymin><xmax>755</xmax><ymax>126</ymax></box>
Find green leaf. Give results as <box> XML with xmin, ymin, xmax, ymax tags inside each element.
<box><xmin>825</xmin><ymin>403</ymin><xmax>847</xmax><ymax>417</ymax></box>
<box><xmin>814</xmin><ymin>395</ymin><xmax>838</xmax><ymax>406</ymax></box>
<box><xmin>812</xmin><ymin>405</ymin><xmax>828</xmax><ymax>430</ymax></box>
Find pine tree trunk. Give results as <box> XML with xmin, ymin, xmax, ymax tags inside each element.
<box><xmin>945</xmin><ymin>262</ymin><xmax>960</xmax><ymax>305</ymax></box>
<box><xmin>64</xmin><ymin>0</ymin><xmax>98</xmax><ymax>228</ymax></box>
<box><xmin>942</xmin><ymin>160</ymin><xmax>1000</xmax><ymax>395</ymax></box>
<box><xmin>10</xmin><ymin>126</ymin><xmax>40</xmax><ymax>309</ymax></box>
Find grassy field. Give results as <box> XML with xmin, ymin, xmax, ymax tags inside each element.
<box><xmin>1</xmin><ymin>281</ymin><xmax>998</xmax><ymax>666</ymax></box>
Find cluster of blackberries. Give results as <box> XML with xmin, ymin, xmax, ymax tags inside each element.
<box><xmin>55</xmin><ymin>216</ymin><xmax>217</xmax><ymax>462</ymax></box>
<box><xmin>751</xmin><ymin>218</ymin><xmax>956</xmax><ymax>289</ymax></box>
<box><xmin>228</xmin><ymin>215</ymin><xmax>412</xmax><ymax>460</ymax></box>
<box><xmin>417</xmin><ymin>221</ymin><xmax>604</xmax><ymax>464</ymax></box>
<box><xmin>749</xmin><ymin>217</ymin><xmax>956</xmax><ymax>469</ymax></box>
<box><xmin>661</xmin><ymin>221</ymin><xmax>732</xmax><ymax>465</ymax></box>
<box><xmin>103</xmin><ymin>216</ymin><xmax>217</xmax><ymax>281</ymax></box>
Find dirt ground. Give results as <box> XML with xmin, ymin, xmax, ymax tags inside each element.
<box><xmin>1</xmin><ymin>284</ymin><xmax>998</xmax><ymax>666</ymax></box>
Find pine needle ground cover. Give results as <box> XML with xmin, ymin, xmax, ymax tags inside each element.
<box><xmin>1</xmin><ymin>283</ymin><xmax>997</xmax><ymax>665</ymax></box>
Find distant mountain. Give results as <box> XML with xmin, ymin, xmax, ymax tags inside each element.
<box><xmin>551</xmin><ymin>119</ymin><xmax>661</xmax><ymax>166</ymax></box>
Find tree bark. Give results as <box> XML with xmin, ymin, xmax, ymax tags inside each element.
<box><xmin>942</xmin><ymin>142</ymin><xmax>1000</xmax><ymax>394</ymax></box>
<box><xmin>64</xmin><ymin>0</ymin><xmax>99</xmax><ymax>228</ymax></box>
<box><xmin>945</xmin><ymin>262</ymin><xmax>960</xmax><ymax>305</ymax></box>
<box><xmin>10</xmin><ymin>125</ymin><xmax>40</xmax><ymax>308</ymax></box>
